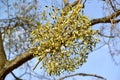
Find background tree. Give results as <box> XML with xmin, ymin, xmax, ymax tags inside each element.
<box><xmin>0</xmin><ymin>0</ymin><xmax>120</xmax><ymax>80</ymax></box>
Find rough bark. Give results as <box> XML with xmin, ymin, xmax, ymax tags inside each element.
<box><xmin>0</xmin><ymin>50</ymin><xmax>33</xmax><ymax>79</ymax></box>
<box><xmin>0</xmin><ymin>31</ymin><xmax>7</xmax><ymax>80</ymax></box>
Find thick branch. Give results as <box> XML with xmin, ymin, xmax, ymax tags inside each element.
<box><xmin>0</xmin><ymin>31</ymin><xmax>7</xmax><ymax>70</ymax></box>
<box><xmin>0</xmin><ymin>50</ymin><xmax>33</xmax><ymax>79</ymax></box>
<box><xmin>91</xmin><ymin>9</ymin><xmax>120</xmax><ymax>25</ymax></box>
<box><xmin>58</xmin><ymin>73</ymin><xmax>106</xmax><ymax>80</ymax></box>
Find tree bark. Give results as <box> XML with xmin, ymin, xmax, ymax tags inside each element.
<box><xmin>91</xmin><ymin>10</ymin><xmax>120</xmax><ymax>25</ymax></box>
<box><xmin>0</xmin><ymin>50</ymin><xmax>33</xmax><ymax>79</ymax></box>
<box><xmin>0</xmin><ymin>31</ymin><xmax>7</xmax><ymax>80</ymax></box>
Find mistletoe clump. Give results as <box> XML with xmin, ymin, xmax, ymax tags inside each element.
<box><xmin>31</xmin><ymin>4</ymin><xmax>99</xmax><ymax>75</ymax></box>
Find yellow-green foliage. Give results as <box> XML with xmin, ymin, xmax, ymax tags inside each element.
<box><xmin>31</xmin><ymin>4</ymin><xmax>99</xmax><ymax>75</ymax></box>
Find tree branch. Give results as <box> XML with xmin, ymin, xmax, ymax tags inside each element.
<box><xmin>0</xmin><ymin>31</ymin><xmax>7</xmax><ymax>70</ymax></box>
<box><xmin>0</xmin><ymin>50</ymin><xmax>33</xmax><ymax>79</ymax></box>
<box><xmin>91</xmin><ymin>9</ymin><xmax>120</xmax><ymax>25</ymax></box>
<box><xmin>58</xmin><ymin>73</ymin><xmax>106</xmax><ymax>80</ymax></box>
<box><xmin>98</xmin><ymin>32</ymin><xmax>115</xmax><ymax>38</ymax></box>
<box><xmin>109</xmin><ymin>0</ymin><xmax>117</xmax><ymax>11</ymax></box>
<box><xmin>11</xmin><ymin>72</ymin><xmax>23</xmax><ymax>80</ymax></box>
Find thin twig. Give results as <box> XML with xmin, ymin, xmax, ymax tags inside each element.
<box><xmin>109</xmin><ymin>0</ymin><xmax>117</xmax><ymax>11</ymax></box>
<box><xmin>98</xmin><ymin>32</ymin><xmax>115</xmax><ymax>38</ymax></box>
<box><xmin>58</xmin><ymin>73</ymin><xmax>106</xmax><ymax>80</ymax></box>
<box><xmin>11</xmin><ymin>72</ymin><xmax>22</xmax><ymax>80</ymax></box>
<box><xmin>33</xmin><ymin>60</ymin><xmax>41</xmax><ymax>70</ymax></box>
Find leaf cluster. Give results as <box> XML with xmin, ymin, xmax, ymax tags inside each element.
<box><xmin>31</xmin><ymin>4</ymin><xmax>99</xmax><ymax>75</ymax></box>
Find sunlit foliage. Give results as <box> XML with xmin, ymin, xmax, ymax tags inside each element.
<box><xmin>30</xmin><ymin>4</ymin><xmax>99</xmax><ymax>75</ymax></box>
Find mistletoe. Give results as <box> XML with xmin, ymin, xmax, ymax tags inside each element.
<box><xmin>30</xmin><ymin>4</ymin><xmax>99</xmax><ymax>75</ymax></box>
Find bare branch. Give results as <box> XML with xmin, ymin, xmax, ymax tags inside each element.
<box><xmin>82</xmin><ymin>0</ymin><xmax>87</xmax><ymax>8</ymax></box>
<box><xmin>33</xmin><ymin>60</ymin><xmax>41</xmax><ymax>70</ymax></box>
<box><xmin>0</xmin><ymin>50</ymin><xmax>33</xmax><ymax>79</ymax></box>
<box><xmin>58</xmin><ymin>73</ymin><xmax>106</xmax><ymax>80</ymax></box>
<box><xmin>11</xmin><ymin>72</ymin><xmax>23</xmax><ymax>80</ymax></box>
<box><xmin>91</xmin><ymin>9</ymin><xmax>120</xmax><ymax>25</ymax></box>
<box><xmin>98</xmin><ymin>32</ymin><xmax>115</xmax><ymax>38</ymax></box>
<box><xmin>109</xmin><ymin>0</ymin><xmax>117</xmax><ymax>11</ymax></box>
<box><xmin>0</xmin><ymin>31</ymin><xmax>7</xmax><ymax>70</ymax></box>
